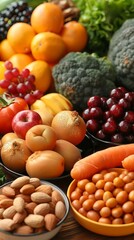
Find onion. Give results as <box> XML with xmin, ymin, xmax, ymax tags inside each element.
<box><xmin>1</xmin><ymin>138</ymin><xmax>32</xmax><ymax>173</ymax></box>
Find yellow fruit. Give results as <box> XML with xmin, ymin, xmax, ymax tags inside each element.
<box><xmin>0</xmin><ymin>61</ymin><xmax>6</xmax><ymax>94</ymax></box>
<box><xmin>25</xmin><ymin>60</ymin><xmax>52</xmax><ymax>93</ymax></box>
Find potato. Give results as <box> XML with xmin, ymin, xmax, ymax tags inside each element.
<box><xmin>26</xmin><ymin>150</ymin><xmax>65</xmax><ymax>179</ymax></box>
<box><xmin>53</xmin><ymin>139</ymin><xmax>82</xmax><ymax>171</ymax></box>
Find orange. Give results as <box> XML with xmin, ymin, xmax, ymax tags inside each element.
<box><xmin>60</xmin><ymin>21</ymin><xmax>88</xmax><ymax>52</ymax></box>
<box><xmin>9</xmin><ymin>53</ymin><xmax>34</xmax><ymax>72</ymax></box>
<box><xmin>30</xmin><ymin>2</ymin><xmax>64</xmax><ymax>34</ymax></box>
<box><xmin>25</xmin><ymin>60</ymin><xmax>52</xmax><ymax>93</ymax></box>
<box><xmin>0</xmin><ymin>61</ymin><xmax>6</xmax><ymax>94</ymax></box>
<box><xmin>31</xmin><ymin>32</ymin><xmax>67</xmax><ymax>63</ymax></box>
<box><xmin>7</xmin><ymin>22</ymin><xmax>35</xmax><ymax>54</ymax></box>
<box><xmin>0</xmin><ymin>39</ymin><xmax>16</xmax><ymax>61</ymax></box>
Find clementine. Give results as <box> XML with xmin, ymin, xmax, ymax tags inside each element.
<box><xmin>30</xmin><ymin>2</ymin><xmax>64</xmax><ymax>34</ymax></box>
<box><xmin>7</xmin><ymin>22</ymin><xmax>35</xmax><ymax>54</ymax></box>
<box><xmin>25</xmin><ymin>60</ymin><xmax>52</xmax><ymax>93</ymax></box>
<box><xmin>31</xmin><ymin>32</ymin><xmax>67</xmax><ymax>63</ymax></box>
<box><xmin>0</xmin><ymin>39</ymin><xmax>16</xmax><ymax>61</ymax></box>
<box><xmin>0</xmin><ymin>61</ymin><xmax>6</xmax><ymax>94</ymax></box>
<box><xmin>61</xmin><ymin>21</ymin><xmax>88</xmax><ymax>52</ymax></box>
<box><xmin>9</xmin><ymin>53</ymin><xmax>34</xmax><ymax>72</ymax></box>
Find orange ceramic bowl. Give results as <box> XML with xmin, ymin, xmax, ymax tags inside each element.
<box><xmin>67</xmin><ymin>168</ymin><xmax>134</xmax><ymax>237</ymax></box>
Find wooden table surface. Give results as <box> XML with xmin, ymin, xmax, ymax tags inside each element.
<box><xmin>1</xmin><ymin>166</ymin><xmax>134</xmax><ymax>240</ymax></box>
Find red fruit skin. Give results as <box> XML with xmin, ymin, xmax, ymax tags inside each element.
<box><xmin>12</xmin><ymin>109</ymin><xmax>42</xmax><ymax>139</ymax></box>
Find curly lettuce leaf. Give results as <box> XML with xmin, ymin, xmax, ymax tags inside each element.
<box><xmin>73</xmin><ymin>0</ymin><xmax>134</xmax><ymax>56</ymax></box>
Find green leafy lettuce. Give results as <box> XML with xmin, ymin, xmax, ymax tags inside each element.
<box><xmin>73</xmin><ymin>0</ymin><xmax>134</xmax><ymax>56</ymax></box>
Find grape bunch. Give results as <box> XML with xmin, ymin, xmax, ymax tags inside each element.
<box><xmin>0</xmin><ymin>61</ymin><xmax>43</xmax><ymax>105</ymax></box>
<box><xmin>0</xmin><ymin>0</ymin><xmax>33</xmax><ymax>41</ymax></box>
<box><xmin>82</xmin><ymin>87</ymin><xmax>134</xmax><ymax>144</ymax></box>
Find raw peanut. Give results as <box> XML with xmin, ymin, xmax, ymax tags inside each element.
<box><xmin>0</xmin><ymin>194</ymin><xmax>7</xmax><ymax>201</ymax></box>
<box><xmin>31</xmin><ymin>192</ymin><xmax>51</xmax><ymax>203</ymax></box>
<box><xmin>29</xmin><ymin>178</ymin><xmax>41</xmax><ymax>187</ymax></box>
<box><xmin>13</xmin><ymin>224</ymin><xmax>34</xmax><ymax>234</ymax></box>
<box><xmin>0</xmin><ymin>218</ymin><xmax>17</xmax><ymax>231</ymax></box>
<box><xmin>20</xmin><ymin>184</ymin><xmax>35</xmax><ymax>195</ymax></box>
<box><xmin>16</xmin><ymin>194</ymin><xmax>31</xmax><ymax>203</ymax></box>
<box><xmin>0</xmin><ymin>198</ymin><xmax>13</xmax><ymax>208</ymax></box>
<box><xmin>55</xmin><ymin>201</ymin><xmax>66</xmax><ymax>219</ymax></box>
<box><xmin>3</xmin><ymin>205</ymin><xmax>16</xmax><ymax>219</ymax></box>
<box><xmin>0</xmin><ymin>208</ymin><xmax>4</xmax><ymax>218</ymax></box>
<box><xmin>10</xmin><ymin>176</ymin><xmax>30</xmax><ymax>188</ymax></box>
<box><xmin>52</xmin><ymin>190</ymin><xmax>64</xmax><ymax>204</ymax></box>
<box><xmin>13</xmin><ymin>210</ymin><xmax>27</xmax><ymax>224</ymax></box>
<box><xmin>44</xmin><ymin>213</ymin><xmax>58</xmax><ymax>231</ymax></box>
<box><xmin>35</xmin><ymin>185</ymin><xmax>53</xmax><ymax>195</ymax></box>
<box><xmin>25</xmin><ymin>202</ymin><xmax>37</xmax><ymax>214</ymax></box>
<box><xmin>1</xmin><ymin>186</ymin><xmax>15</xmax><ymax>198</ymax></box>
<box><xmin>24</xmin><ymin>214</ymin><xmax>44</xmax><ymax>228</ymax></box>
<box><xmin>13</xmin><ymin>196</ymin><xmax>25</xmax><ymax>213</ymax></box>
<box><xmin>34</xmin><ymin>203</ymin><xmax>50</xmax><ymax>216</ymax></box>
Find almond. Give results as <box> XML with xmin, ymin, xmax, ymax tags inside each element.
<box><xmin>25</xmin><ymin>202</ymin><xmax>37</xmax><ymax>214</ymax></box>
<box><xmin>55</xmin><ymin>201</ymin><xmax>66</xmax><ymax>220</ymax></box>
<box><xmin>0</xmin><ymin>194</ymin><xmax>7</xmax><ymax>201</ymax></box>
<box><xmin>30</xmin><ymin>178</ymin><xmax>41</xmax><ymax>188</ymax></box>
<box><xmin>13</xmin><ymin>210</ymin><xmax>27</xmax><ymax>224</ymax></box>
<box><xmin>0</xmin><ymin>218</ymin><xmax>17</xmax><ymax>231</ymax></box>
<box><xmin>52</xmin><ymin>190</ymin><xmax>64</xmax><ymax>204</ymax></box>
<box><xmin>3</xmin><ymin>205</ymin><xmax>16</xmax><ymax>219</ymax></box>
<box><xmin>34</xmin><ymin>203</ymin><xmax>50</xmax><ymax>216</ymax></box>
<box><xmin>10</xmin><ymin>176</ymin><xmax>30</xmax><ymax>189</ymax></box>
<box><xmin>0</xmin><ymin>198</ymin><xmax>13</xmax><ymax>208</ymax></box>
<box><xmin>13</xmin><ymin>196</ymin><xmax>25</xmax><ymax>213</ymax></box>
<box><xmin>16</xmin><ymin>194</ymin><xmax>31</xmax><ymax>203</ymax></box>
<box><xmin>24</xmin><ymin>214</ymin><xmax>44</xmax><ymax>228</ymax></box>
<box><xmin>1</xmin><ymin>186</ymin><xmax>15</xmax><ymax>198</ymax></box>
<box><xmin>44</xmin><ymin>213</ymin><xmax>58</xmax><ymax>231</ymax></box>
<box><xmin>0</xmin><ymin>208</ymin><xmax>4</xmax><ymax>218</ymax></box>
<box><xmin>35</xmin><ymin>185</ymin><xmax>53</xmax><ymax>195</ymax></box>
<box><xmin>31</xmin><ymin>192</ymin><xmax>51</xmax><ymax>203</ymax></box>
<box><xmin>20</xmin><ymin>184</ymin><xmax>35</xmax><ymax>195</ymax></box>
<box><xmin>13</xmin><ymin>224</ymin><xmax>34</xmax><ymax>234</ymax></box>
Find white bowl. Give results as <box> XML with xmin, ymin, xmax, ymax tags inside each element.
<box><xmin>0</xmin><ymin>180</ymin><xmax>70</xmax><ymax>240</ymax></box>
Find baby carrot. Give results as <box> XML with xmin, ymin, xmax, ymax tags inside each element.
<box><xmin>70</xmin><ymin>144</ymin><xmax>134</xmax><ymax>180</ymax></box>
<box><xmin>122</xmin><ymin>154</ymin><xmax>134</xmax><ymax>171</ymax></box>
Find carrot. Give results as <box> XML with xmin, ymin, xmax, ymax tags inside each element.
<box><xmin>70</xmin><ymin>144</ymin><xmax>134</xmax><ymax>180</ymax></box>
<box><xmin>122</xmin><ymin>154</ymin><xmax>134</xmax><ymax>171</ymax></box>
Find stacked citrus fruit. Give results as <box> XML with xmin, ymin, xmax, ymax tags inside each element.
<box><xmin>0</xmin><ymin>2</ymin><xmax>88</xmax><ymax>94</ymax></box>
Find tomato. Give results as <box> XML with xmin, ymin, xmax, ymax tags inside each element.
<box><xmin>0</xmin><ymin>95</ymin><xmax>28</xmax><ymax>134</ymax></box>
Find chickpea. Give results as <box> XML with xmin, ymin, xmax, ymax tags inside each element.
<box><xmin>122</xmin><ymin>175</ymin><xmax>132</xmax><ymax>183</ymax></box>
<box><xmin>72</xmin><ymin>199</ymin><xmax>81</xmax><ymax>211</ymax></box>
<box><xmin>128</xmin><ymin>190</ymin><xmax>134</xmax><ymax>202</ymax></box>
<box><xmin>104</xmin><ymin>181</ymin><xmax>114</xmax><ymax>192</ymax></box>
<box><xmin>113</xmin><ymin>188</ymin><xmax>122</xmax><ymax>197</ymax></box>
<box><xmin>113</xmin><ymin>177</ymin><xmax>124</xmax><ymax>188</ymax></box>
<box><xmin>103</xmin><ymin>191</ymin><xmax>113</xmax><ymax>202</ymax></box>
<box><xmin>124</xmin><ymin>182</ymin><xmax>134</xmax><ymax>193</ymax></box>
<box><xmin>87</xmin><ymin>210</ymin><xmax>100</xmax><ymax>222</ymax></box>
<box><xmin>106</xmin><ymin>198</ymin><xmax>117</xmax><ymax>208</ymax></box>
<box><xmin>93</xmin><ymin>200</ymin><xmax>105</xmax><ymax>211</ymax></box>
<box><xmin>116</xmin><ymin>190</ymin><xmax>128</xmax><ymax>205</ymax></box>
<box><xmin>70</xmin><ymin>190</ymin><xmax>81</xmax><ymax>201</ymax></box>
<box><xmin>85</xmin><ymin>182</ymin><xmax>96</xmax><ymax>194</ymax></box>
<box><xmin>104</xmin><ymin>172</ymin><xmax>118</xmax><ymax>182</ymax></box>
<box><xmin>98</xmin><ymin>217</ymin><xmax>111</xmax><ymax>224</ymax></box>
<box><xmin>79</xmin><ymin>195</ymin><xmax>88</xmax><ymax>205</ymax></box>
<box><xmin>100</xmin><ymin>207</ymin><xmax>111</xmax><ymax>218</ymax></box>
<box><xmin>123</xmin><ymin>213</ymin><xmax>134</xmax><ymax>224</ymax></box>
<box><xmin>96</xmin><ymin>179</ymin><xmax>105</xmax><ymax>189</ymax></box>
<box><xmin>122</xmin><ymin>201</ymin><xmax>134</xmax><ymax>213</ymax></box>
<box><xmin>111</xmin><ymin>206</ymin><xmax>123</xmax><ymax>218</ymax></box>
<box><xmin>127</xmin><ymin>172</ymin><xmax>134</xmax><ymax>180</ymax></box>
<box><xmin>92</xmin><ymin>173</ymin><xmax>104</xmax><ymax>183</ymax></box>
<box><xmin>78</xmin><ymin>207</ymin><xmax>87</xmax><ymax>217</ymax></box>
<box><xmin>94</xmin><ymin>189</ymin><xmax>104</xmax><ymax>200</ymax></box>
<box><xmin>82</xmin><ymin>198</ymin><xmax>95</xmax><ymax>211</ymax></box>
<box><xmin>112</xmin><ymin>218</ymin><xmax>123</xmax><ymax>224</ymax></box>
<box><xmin>77</xmin><ymin>179</ymin><xmax>89</xmax><ymax>191</ymax></box>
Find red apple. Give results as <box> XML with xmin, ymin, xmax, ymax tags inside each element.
<box><xmin>12</xmin><ymin>109</ymin><xmax>42</xmax><ymax>139</ymax></box>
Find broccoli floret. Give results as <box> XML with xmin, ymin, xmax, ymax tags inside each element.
<box><xmin>52</xmin><ymin>52</ymin><xmax>116</xmax><ymax>111</ymax></box>
<box><xmin>108</xmin><ymin>19</ymin><xmax>134</xmax><ymax>91</ymax></box>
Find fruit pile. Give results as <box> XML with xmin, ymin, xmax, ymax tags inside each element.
<box><xmin>82</xmin><ymin>87</ymin><xmax>134</xmax><ymax>144</ymax></box>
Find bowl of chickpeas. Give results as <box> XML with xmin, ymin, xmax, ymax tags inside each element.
<box><xmin>67</xmin><ymin>168</ymin><xmax>134</xmax><ymax>236</ymax></box>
